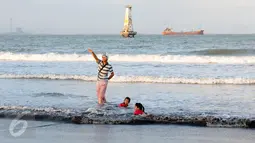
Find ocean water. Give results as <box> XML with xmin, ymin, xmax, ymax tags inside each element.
<box><xmin>0</xmin><ymin>34</ymin><xmax>254</xmax><ymax>128</ymax></box>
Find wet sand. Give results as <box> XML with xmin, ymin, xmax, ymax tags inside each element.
<box><xmin>0</xmin><ymin>119</ymin><xmax>254</xmax><ymax>143</ymax></box>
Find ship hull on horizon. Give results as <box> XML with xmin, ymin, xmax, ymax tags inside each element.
<box><xmin>162</xmin><ymin>30</ymin><xmax>204</xmax><ymax>35</ymax></box>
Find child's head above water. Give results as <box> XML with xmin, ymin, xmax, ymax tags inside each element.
<box><xmin>124</xmin><ymin>97</ymin><xmax>131</xmax><ymax>105</ymax></box>
<box><xmin>118</xmin><ymin>97</ymin><xmax>131</xmax><ymax>107</ymax></box>
<box><xmin>135</xmin><ymin>103</ymin><xmax>144</xmax><ymax>112</ymax></box>
<box><xmin>134</xmin><ymin>103</ymin><xmax>151</xmax><ymax>116</ymax></box>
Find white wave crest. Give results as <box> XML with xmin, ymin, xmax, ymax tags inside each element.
<box><xmin>0</xmin><ymin>74</ymin><xmax>254</xmax><ymax>84</ymax></box>
<box><xmin>0</xmin><ymin>105</ymin><xmax>75</xmax><ymax>113</ymax></box>
<box><xmin>0</xmin><ymin>52</ymin><xmax>254</xmax><ymax>64</ymax></box>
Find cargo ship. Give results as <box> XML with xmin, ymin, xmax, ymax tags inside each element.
<box><xmin>162</xmin><ymin>27</ymin><xmax>204</xmax><ymax>35</ymax></box>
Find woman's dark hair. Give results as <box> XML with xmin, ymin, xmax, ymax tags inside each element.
<box><xmin>135</xmin><ymin>103</ymin><xmax>145</xmax><ymax>112</ymax></box>
<box><xmin>125</xmin><ymin>97</ymin><xmax>131</xmax><ymax>103</ymax></box>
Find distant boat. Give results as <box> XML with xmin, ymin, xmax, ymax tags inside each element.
<box><xmin>4</xmin><ymin>28</ymin><xmax>26</xmax><ymax>35</ymax></box>
<box><xmin>2</xmin><ymin>18</ymin><xmax>27</xmax><ymax>35</ymax></box>
<box><xmin>162</xmin><ymin>27</ymin><xmax>204</xmax><ymax>35</ymax></box>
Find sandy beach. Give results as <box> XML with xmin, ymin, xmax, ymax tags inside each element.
<box><xmin>0</xmin><ymin>119</ymin><xmax>254</xmax><ymax>143</ymax></box>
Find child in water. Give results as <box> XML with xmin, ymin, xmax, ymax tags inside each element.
<box><xmin>134</xmin><ymin>103</ymin><xmax>145</xmax><ymax>115</ymax></box>
<box><xmin>118</xmin><ymin>97</ymin><xmax>131</xmax><ymax>107</ymax></box>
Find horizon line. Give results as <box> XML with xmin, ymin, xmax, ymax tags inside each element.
<box><xmin>0</xmin><ymin>33</ymin><xmax>255</xmax><ymax>35</ymax></box>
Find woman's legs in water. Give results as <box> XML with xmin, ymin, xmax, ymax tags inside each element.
<box><xmin>96</xmin><ymin>81</ymin><xmax>102</xmax><ymax>104</ymax></box>
<box><xmin>96</xmin><ymin>80</ymin><xmax>108</xmax><ymax>104</ymax></box>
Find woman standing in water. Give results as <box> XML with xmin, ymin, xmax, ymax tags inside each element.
<box><xmin>88</xmin><ymin>48</ymin><xmax>114</xmax><ymax>105</ymax></box>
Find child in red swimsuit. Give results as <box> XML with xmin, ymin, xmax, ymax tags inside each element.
<box><xmin>134</xmin><ymin>103</ymin><xmax>145</xmax><ymax>115</ymax></box>
<box><xmin>118</xmin><ymin>97</ymin><xmax>131</xmax><ymax>107</ymax></box>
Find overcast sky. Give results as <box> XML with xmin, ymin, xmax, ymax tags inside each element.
<box><xmin>0</xmin><ymin>0</ymin><xmax>254</xmax><ymax>34</ymax></box>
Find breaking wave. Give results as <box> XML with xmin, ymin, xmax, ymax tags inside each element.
<box><xmin>0</xmin><ymin>52</ymin><xmax>254</xmax><ymax>64</ymax></box>
<box><xmin>190</xmin><ymin>49</ymin><xmax>255</xmax><ymax>56</ymax></box>
<box><xmin>0</xmin><ymin>74</ymin><xmax>254</xmax><ymax>84</ymax></box>
<box><xmin>0</xmin><ymin>106</ymin><xmax>254</xmax><ymax>128</ymax></box>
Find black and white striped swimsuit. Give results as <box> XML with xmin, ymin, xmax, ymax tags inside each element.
<box><xmin>97</xmin><ymin>60</ymin><xmax>113</xmax><ymax>81</ymax></box>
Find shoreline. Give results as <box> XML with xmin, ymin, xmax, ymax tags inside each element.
<box><xmin>0</xmin><ymin>119</ymin><xmax>254</xmax><ymax>143</ymax></box>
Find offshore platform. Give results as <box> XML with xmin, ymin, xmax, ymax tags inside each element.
<box><xmin>120</xmin><ymin>5</ymin><xmax>137</xmax><ymax>38</ymax></box>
